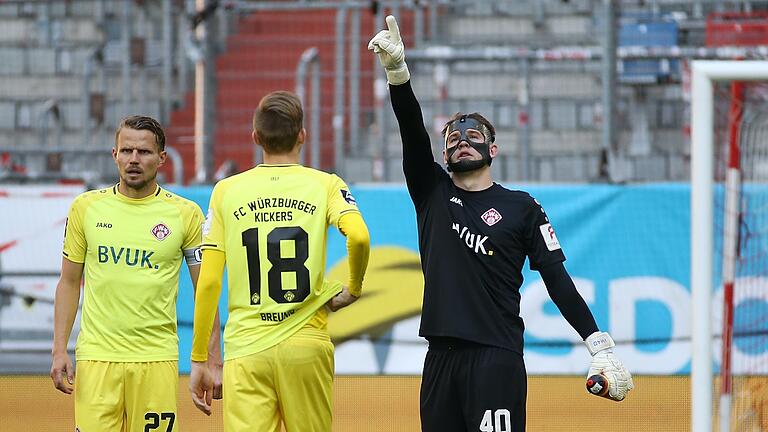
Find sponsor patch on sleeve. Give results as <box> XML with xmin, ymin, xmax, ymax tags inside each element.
<box><xmin>539</xmin><ymin>223</ymin><xmax>561</xmax><ymax>251</ymax></box>
<box><xmin>340</xmin><ymin>189</ymin><xmax>357</xmax><ymax>206</ymax></box>
<box><xmin>202</xmin><ymin>208</ymin><xmax>213</xmax><ymax>236</ymax></box>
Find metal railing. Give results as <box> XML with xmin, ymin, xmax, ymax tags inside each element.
<box><xmin>0</xmin><ymin>146</ymin><xmax>184</xmax><ymax>185</ymax></box>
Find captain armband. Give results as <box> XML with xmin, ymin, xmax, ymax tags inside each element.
<box><xmin>184</xmin><ymin>247</ymin><xmax>203</xmax><ymax>265</ymax></box>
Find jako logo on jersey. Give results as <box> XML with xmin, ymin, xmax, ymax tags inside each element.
<box><xmin>539</xmin><ymin>223</ymin><xmax>561</xmax><ymax>251</ymax></box>
<box><xmin>449</xmin><ymin>196</ymin><xmax>463</xmax><ymax>206</ymax></box>
<box><xmin>151</xmin><ymin>223</ymin><xmax>171</xmax><ymax>241</ymax></box>
<box><xmin>451</xmin><ymin>223</ymin><xmax>491</xmax><ymax>255</ymax></box>
<box><xmin>97</xmin><ymin>246</ymin><xmax>156</xmax><ymax>269</ymax></box>
<box><xmin>481</xmin><ymin>208</ymin><xmax>502</xmax><ymax>226</ymax></box>
<box><xmin>96</xmin><ymin>222</ymin><xmax>112</xmax><ymax>228</ymax></box>
<box><xmin>340</xmin><ymin>189</ymin><xmax>357</xmax><ymax>205</ymax></box>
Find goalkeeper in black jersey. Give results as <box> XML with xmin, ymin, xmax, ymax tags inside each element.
<box><xmin>369</xmin><ymin>16</ymin><xmax>634</xmax><ymax>432</ymax></box>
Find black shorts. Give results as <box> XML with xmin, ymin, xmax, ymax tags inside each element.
<box><xmin>420</xmin><ymin>337</ymin><xmax>526</xmax><ymax>432</ymax></box>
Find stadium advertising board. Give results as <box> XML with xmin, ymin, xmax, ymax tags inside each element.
<box><xmin>3</xmin><ymin>184</ymin><xmax>765</xmax><ymax>376</ymax></box>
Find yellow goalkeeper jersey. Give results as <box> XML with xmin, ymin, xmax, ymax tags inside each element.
<box><xmin>62</xmin><ymin>184</ymin><xmax>204</xmax><ymax>362</ymax></box>
<box><xmin>202</xmin><ymin>164</ymin><xmax>360</xmax><ymax>360</ymax></box>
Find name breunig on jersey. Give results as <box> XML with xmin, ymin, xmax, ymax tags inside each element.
<box><xmin>539</xmin><ymin>223</ymin><xmax>561</xmax><ymax>251</ymax></box>
<box><xmin>451</xmin><ymin>223</ymin><xmax>490</xmax><ymax>255</ymax></box>
<box><xmin>260</xmin><ymin>309</ymin><xmax>295</xmax><ymax>322</ymax></box>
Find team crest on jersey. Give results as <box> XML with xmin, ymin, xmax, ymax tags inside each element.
<box><xmin>151</xmin><ymin>223</ymin><xmax>171</xmax><ymax>241</ymax></box>
<box><xmin>340</xmin><ymin>189</ymin><xmax>357</xmax><ymax>206</ymax></box>
<box><xmin>481</xmin><ymin>208</ymin><xmax>502</xmax><ymax>226</ymax></box>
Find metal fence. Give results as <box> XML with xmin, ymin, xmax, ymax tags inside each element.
<box><xmin>1</xmin><ymin>0</ymin><xmax>768</xmax><ymax>185</ymax></box>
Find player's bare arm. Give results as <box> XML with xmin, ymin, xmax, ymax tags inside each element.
<box><xmin>50</xmin><ymin>257</ymin><xmax>84</xmax><ymax>394</ymax></box>
<box><xmin>327</xmin><ymin>286</ymin><xmax>358</xmax><ymax>312</ymax></box>
<box><xmin>189</xmin><ymin>361</ymin><xmax>214</xmax><ymax>416</ymax></box>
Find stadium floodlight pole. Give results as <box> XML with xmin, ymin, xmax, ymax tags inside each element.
<box><xmin>371</xmin><ymin>3</ymin><xmax>386</xmax><ymax>182</ymax></box>
<box><xmin>82</xmin><ymin>48</ymin><xmax>99</xmax><ymax>147</ymax></box>
<box><xmin>193</xmin><ymin>0</ymin><xmax>218</xmax><ymax>184</ymax></box>
<box><xmin>121</xmin><ymin>0</ymin><xmax>132</xmax><ymax>118</ymax></box>
<box><xmin>162</xmin><ymin>0</ymin><xmax>173</xmax><ymax>125</ymax></box>
<box><xmin>518</xmin><ymin>58</ymin><xmax>531</xmax><ymax>181</ymax></box>
<box><xmin>349</xmin><ymin>8</ymin><xmax>362</xmax><ymax>155</ymax></box>
<box><xmin>333</xmin><ymin>7</ymin><xmax>347</xmax><ymax>175</ymax></box>
<box><xmin>164</xmin><ymin>146</ymin><xmax>185</xmax><ymax>185</ymax></box>
<box><xmin>295</xmin><ymin>47</ymin><xmax>321</xmax><ymax>167</ymax></box>
<box><xmin>690</xmin><ymin>60</ymin><xmax>768</xmax><ymax>432</ymax></box>
<box><xmin>601</xmin><ymin>0</ymin><xmax>618</xmax><ymax>183</ymax></box>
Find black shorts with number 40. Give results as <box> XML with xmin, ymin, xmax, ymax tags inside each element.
<box><xmin>420</xmin><ymin>337</ymin><xmax>527</xmax><ymax>432</ymax></box>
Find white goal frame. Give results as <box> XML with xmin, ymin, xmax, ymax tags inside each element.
<box><xmin>691</xmin><ymin>60</ymin><xmax>768</xmax><ymax>432</ymax></box>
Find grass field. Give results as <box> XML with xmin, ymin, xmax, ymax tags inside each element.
<box><xmin>1</xmin><ymin>375</ymin><xmax>689</xmax><ymax>431</ymax></box>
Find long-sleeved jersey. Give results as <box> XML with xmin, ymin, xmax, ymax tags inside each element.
<box><xmin>390</xmin><ymin>81</ymin><xmax>596</xmax><ymax>353</ymax></box>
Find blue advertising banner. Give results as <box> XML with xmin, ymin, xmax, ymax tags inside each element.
<box><xmin>169</xmin><ymin>183</ymin><xmax>767</xmax><ymax>376</ymax></box>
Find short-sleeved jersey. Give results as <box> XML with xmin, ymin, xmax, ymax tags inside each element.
<box><xmin>390</xmin><ymin>82</ymin><xmax>566</xmax><ymax>354</ymax></box>
<box><xmin>62</xmin><ymin>184</ymin><xmax>204</xmax><ymax>362</ymax></box>
<box><xmin>202</xmin><ymin>164</ymin><xmax>359</xmax><ymax>360</ymax></box>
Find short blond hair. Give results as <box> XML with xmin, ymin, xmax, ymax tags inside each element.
<box><xmin>252</xmin><ymin>91</ymin><xmax>304</xmax><ymax>154</ymax></box>
<box><xmin>115</xmin><ymin>115</ymin><xmax>166</xmax><ymax>151</ymax></box>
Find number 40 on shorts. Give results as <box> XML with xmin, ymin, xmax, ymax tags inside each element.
<box><xmin>479</xmin><ymin>409</ymin><xmax>511</xmax><ymax>432</ymax></box>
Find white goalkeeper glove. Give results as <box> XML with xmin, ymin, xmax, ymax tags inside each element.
<box><xmin>585</xmin><ymin>331</ymin><xmax>634</xmax><ymax>401</ymax></box>
<box><xmin>367</xmin><ymin>15</ymin><xmax>410</xmax><ymax>85</ymax></box>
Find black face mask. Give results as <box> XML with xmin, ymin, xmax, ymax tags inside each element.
<box><xmin>444</xmin><ymin>116</ymin><xmax>494</xmax><ymax>173</ymax></box>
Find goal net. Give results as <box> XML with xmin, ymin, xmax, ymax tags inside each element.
<box><xmin>691</xmin><ymin>61</ymin><xmax>768</xmax><ymax>432</ymax></box>
<box><xmin>713</xmin><ymin>80</ymin><xmax>768</xmax><ymax>432</ymax></box>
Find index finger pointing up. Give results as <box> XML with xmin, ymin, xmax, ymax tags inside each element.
<box><xmin>385</xmin><ymin>15</ymin><xmax>401</xmax><ymax>43</ymax></box>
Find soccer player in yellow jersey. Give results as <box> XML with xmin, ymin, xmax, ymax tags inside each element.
<box><xmin>50</xmin><ymin>115</ymin><xmax>223</xmax><ymax>432</ymax></box>
<box><xmin>189</xmin><ymin>91</ymin><xmax>370</xmax><ymax>431</ymax></box>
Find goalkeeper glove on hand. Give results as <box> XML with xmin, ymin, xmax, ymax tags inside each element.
<box><xmin>367</xmin><ymin>15</ymin><xmax>410</xmax><ymax>85</ymax></box>
<box><xmin>585</xmin><ymin>331</ymin><xmax>634</xmax><ymax>401</ymax></box>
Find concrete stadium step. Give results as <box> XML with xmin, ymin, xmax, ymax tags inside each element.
<box><xmin>0</xmin><ymin>17</ymin><xmax>102</xmax><ymax>45</ymax></box>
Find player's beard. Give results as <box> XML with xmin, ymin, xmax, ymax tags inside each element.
<box><xmin>122</xmin><ymin>170</ymin><xmax>156</xmax><ymax>191</ymax></box>
<box><xmin>446</xmin><ymin>143</ymin><xmax>492</xmax><ymax>172</ymax></box>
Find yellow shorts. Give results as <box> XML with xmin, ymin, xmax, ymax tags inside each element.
<box><xmin>223</xmin><ymin>326</ymin><xmax>335</xmax><ymax>432</ymax></box>
<box><xmin>75</xmin><ymin>360</ymin><xmax>178</xmax><ymax>432</ymax></box>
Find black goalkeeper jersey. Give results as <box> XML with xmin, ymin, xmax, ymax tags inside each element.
<box><xmin>390</xmin><ymin>82</ymin><xmax>566</xmax><ymax>354</ymax></box>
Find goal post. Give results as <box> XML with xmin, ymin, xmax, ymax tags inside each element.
<box><xmin>691</xmin><ymin>60</ymin><xmax>768</xmax><ymax>432</ymax></box>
